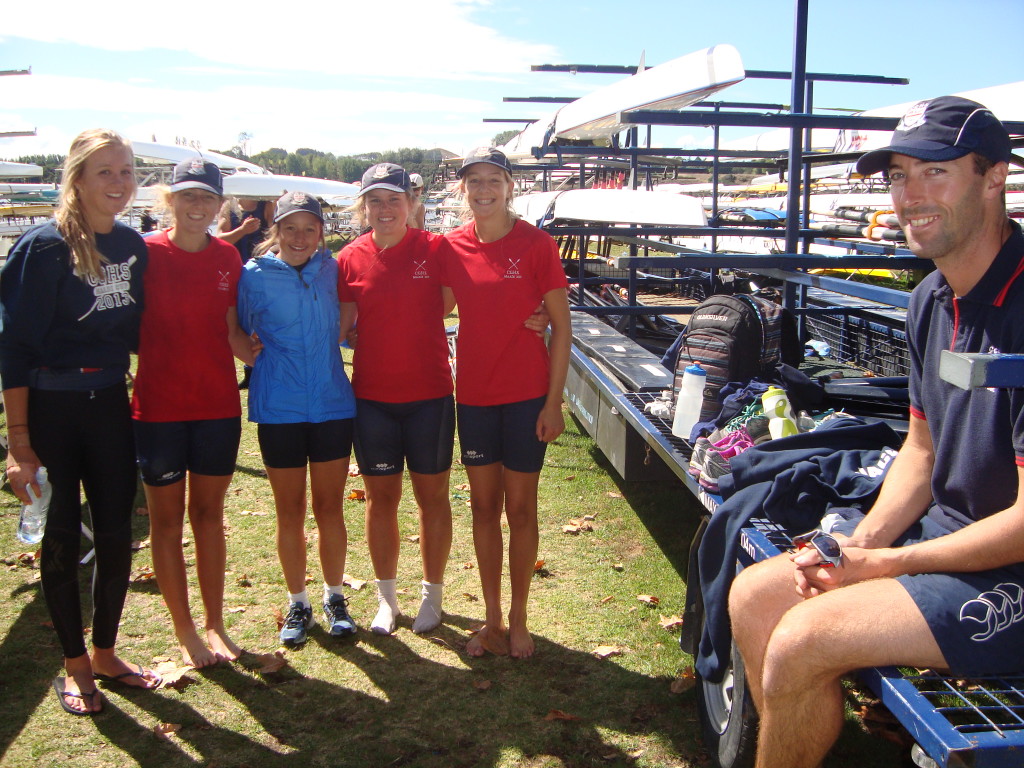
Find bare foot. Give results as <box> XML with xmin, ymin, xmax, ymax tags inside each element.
<box><xmin>508</xmin><ymin>622</ymin><xmax>535</xmax><ymax>659</ymax></box>
<box><xmin>177</xmin><ymin>630</ymin><xmax>221</xmax><ymax>668</ymax></box>
<box><xmin>466</xmin><ymin>624</ymin><xmax>509</xmax><ymax>657</ymax></box>
<box><xmin>206</xmin><ymin>626</ymin><xmax>243</xmax><ymax>661</ymax></box>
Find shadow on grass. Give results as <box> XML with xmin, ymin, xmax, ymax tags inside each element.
<box><xmin>584</xmin><ymin>441</ymin><xmax>702</xmax><ymax>585</ymax></box>
<box><xmin>65</xmin><ymin>612</ymin><xmax>707</xmax><ymax>768</ymax></box>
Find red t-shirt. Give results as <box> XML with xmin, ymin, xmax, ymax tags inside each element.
<box><xmin>337</xmin><ymin>228</ymin><xmax>453</xmax><ymax>402</ymax></box>
<box><xmin>132</xmin><ymin>230</ymin><xmax>242</xmax><ymax>421</ymax></box>
<box><xmin>443</xmin><ymin>219</ymin><xmax>567</xmax><ymax>406</ymax></box>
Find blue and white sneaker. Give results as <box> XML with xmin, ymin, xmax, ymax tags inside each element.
<box><xmin>280</xmin><ymin>602</ymin><xmax>314</xmax><ymax>645</ymax></box>
<box><xmin>323</xmin><ymin>594</ymin><xmax>358</xmax><ymax>638</ymax></box>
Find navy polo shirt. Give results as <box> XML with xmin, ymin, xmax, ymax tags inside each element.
<box><xmin>908</xmin><ymin>220</ymin><xmax>1024</xmax><ymax>532</ymax></box>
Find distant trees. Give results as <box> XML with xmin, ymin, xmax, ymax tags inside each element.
<box><xmin>5</xmin><ymin>146</ymin><xmax>447</xmax><ymax>188</ymax></box>
<box><xmin>491</xmin><ymin>129</ymin><xmax>519</xmax><ymax>146</ymax></box>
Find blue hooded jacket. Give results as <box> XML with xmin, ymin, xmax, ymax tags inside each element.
<box><xmin>237</xmin><ymin>249</ymin><xmax>355</xmax><ymax>424</ymax></box>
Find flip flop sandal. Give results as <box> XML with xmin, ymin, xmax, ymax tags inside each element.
<box><xmin>52</xmin><ymin>677</ymin><xmax>100</xmax><ymax>716</ymax></box>
<box><xmin>94</xmin><ymin>662</ymin><xmax>162</xmax><ymax>689</ymax></box>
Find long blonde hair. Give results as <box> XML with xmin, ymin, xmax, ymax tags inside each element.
<box><xmin>55</xmin><ymin>129</ymin><xmax>135</xmax><ymax>280</ymax></box>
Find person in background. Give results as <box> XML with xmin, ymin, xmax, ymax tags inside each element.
<box><xmin>443</xmin><ymin>147</ymin><xmax>571</xmax><ymax>659</ymax></box>
<box><xmin>0</xmin><ymin>129</ymin><xmax>160</xmax><ymax>715</ymax></box>
<box><xmin>218</xmin><ymin>196</ymin><xmax>273</xmax><ymax>389</ymax></box>
<box><xmin>132</xmin><ymin>158</ymin><xmax>256</xmax><ymax>668</ymax></box>
<box><xmin>407</xmin><ymin>172</ymin><xmax>427</xmax><ymax>230</ymax></box>
<box><xmin>239</xmin><ymin>191</ymin><xmax>358</xmax><ymax>646</ymax></box>
<box><xmin>729</xmin><ymin>96</ymin><xmax>1024</xmax><ymax>768</ymax></box>
<box><xmin>337</xmin><ymin>163</ymin><xmax>455</xmax><ymax>636</ymax></box>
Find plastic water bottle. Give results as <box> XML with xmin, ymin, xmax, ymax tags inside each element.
<box><xmin>17</xmin><ymin>467</ymin><xmax>51</xmax><ymax>545</ymax></box>
<box><xmin>762</xmin><ymin>387</ymin><xmax>798</xmax><ymax>440</ymax></box>
<box><xmin>672</xmin><ymin>363</ymin><xmax>706</xmax><ymax>441</ymax></box>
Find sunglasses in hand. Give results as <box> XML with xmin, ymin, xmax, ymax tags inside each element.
<box><xmin>790</xmin><ymin>528</ymin><xmax>843</xmax><ymax>568</ymax></box>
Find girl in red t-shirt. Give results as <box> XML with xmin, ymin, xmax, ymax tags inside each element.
<box><xmin>133</xmin><ymin>160</ymin><xmax>256</xmax><ymax>668</ymax></box>
<box><xmin>444</xmin><ymin>148</ymin><xmax>571</xmax><ymax>658</ymax></box>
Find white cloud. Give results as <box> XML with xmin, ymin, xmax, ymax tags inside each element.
<box><xmin>2</xmin><ymin>1</ymin><xmax>558</xmax><ymax>81</ymax></box>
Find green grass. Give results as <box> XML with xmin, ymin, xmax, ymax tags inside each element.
<box><xmin>0</xmin><ymin>359</ymin><xmax>905</xmax><ymax>767</ymax></box>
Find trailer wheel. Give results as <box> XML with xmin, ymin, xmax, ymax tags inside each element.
<box><xmin>696</xmin><ymin>638</ymin><xmax>758</xmax><ymax>768</ymax></box>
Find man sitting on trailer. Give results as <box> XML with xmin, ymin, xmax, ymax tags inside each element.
<box><xmin>728</xmin><ymin>96</ymin><xmax>1024</xmax><ymax>768</ymax></box>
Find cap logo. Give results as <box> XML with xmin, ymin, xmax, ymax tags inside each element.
<box><xmin>189</xmin><ymin>158</ymin><xmax>205</xmax><ymax>175</ymax></box>
<box><xmin>897</xmin><ymin>100</ymin><xmax>929</xmax><ymax>132</ymax></box>
<box><xmin>373</xmin><ymin>165</ymin><xmax>389</xmax><ymax>179</ymax></box>
<box><xmin>291</xmin><ymin>191</ymin><xmax>307</xmax><ymax>204</ymax></box>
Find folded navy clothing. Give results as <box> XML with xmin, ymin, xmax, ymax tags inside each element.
<box><xmin>692</xmin><ymin>417</ymin><xmax>902</xmax><ymax>682</ymax></box>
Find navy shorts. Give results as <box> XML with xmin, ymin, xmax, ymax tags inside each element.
<box><xmin>354</xmin><ymin>396</ymin><xmax>454</xmax><ymax>476</ymax></box>
<box><xmin>135</xmin><ymin>417</ymin><xmax>242</xmax><ymax>486</ymax></box>
<box><xmin>456</xmin><ymin>396</ymin><xmax>548</xmax><ymax>473</ymax></box>
<box><xmin>830</xmin><ymin>507</ymin><xmax>1024</xmax><ymax>676</ymax></box>
<box><xmin>257</xmin><ymin>419</ymin><xmax>354</xmax><ymax>469</ymax></box>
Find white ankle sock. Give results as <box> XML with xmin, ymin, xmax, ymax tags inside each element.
<box><xmin>412</xmin><ymin>581</ymin><xmax>444</xmax><ymax>634</ymax></box>
<box><xmin>289</xmin><ymin>590</ymin><xmax>311</xmax><ymax>609</ymax></box>
<box><xmin>324</xmin><ymin>584</ymin><xmax>345</xmax><ymax>603</ymax></box>
<box><xmin>372</xmin><ymin>579</ymin><xmax>400</xmax><ymax>635</ymax></box>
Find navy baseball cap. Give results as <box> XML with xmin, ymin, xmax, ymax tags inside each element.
<box><xmin>857</xmin><ymin>96</ymin><xmax>1012</xmax><ymax>176</ymax></box>
<box><xmin>359</xmin><ymin>163</ymin><xmax>410</xmax><ymax>196</ymax></box>
<box><xmin>170</xmin><ymin>158</ymin><xmax>223</xmax><ymax>195</ymax></box>
<box><xmin>274</xmin><ymin>190</ymin><xmax>323</xmax><ymax>223</ymax></box>
<box><xmin>457</xmin><ymin>146</ymin><xmax>513</xmax><ymax>178</ymax></box>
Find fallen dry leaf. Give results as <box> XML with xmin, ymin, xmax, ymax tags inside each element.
<box><xmin>227</xmin><ymin>606</ymin><xmax>246</xmax><ymax>614</ymax></box>
<box><xmin>659</xmin><ymin>615</ymin><xmax>684</xmax><ymax>631</ymax></box>
<box><xmin>606</xmin><ymin>491</ymin><xmax>623</xmax><ymax>499</ymax></box>
<box><xmin>455</xmin><ymin>483</ymin><xmax>470</xmax><ymax>491</ymax></box>
<box><xmin>342</xmin><ymin>574</ymin><xmax>366</xmax><ymax>590</ymax></box>
<box><xmin>461</xmin><ymin>562</ymin><xmax>475</xmax><ymax>570</ymax></box>
<box><xmin>583</xmin><ymin>514</ymin><xmax>597</xmax><ymax>522</ymax></box>
<box><xmin>154</xmin><ymin>722</ymin><xmax>181</xmax><ymax>739</ymax></box>
<box><xmin>473</xmin><ymin>679</ymin><xmax>492</xmax><ymax>691</ymax></box>
<box><xmin>272</xmin><ymin>606</ymin><xmax>284</xmax><ymax>630</ymax></box>
<box><xmin>406</xmin><ymin>535</ymin><xmax>420</xmax><ymax>544</ymax></box>
<box><xmin>637</xmin><ymin>595</ymin><xmax>661</xmax><ymax>606</ymax></box>
<box><xmin>544</xmin><ymin>709</ymin><xmax>581</xmax><ymax>722</ymax></box>
<box><xmin>611</xmin><ymin>563</ymin><xmax>624</xmax><ymax>572</ymax></box>
<box><xmin>563</xmin><ymin>475</ymin><xmax>576</xmax><ymax>481</ymax></box>
<box><xmin>462</xmin><ymin>592</ymin><xmax>479</xmax><ymax>601</ymax></box>
<box><xmin>155</xmin><ymin>662</ymin><xmax>198</xmax><ymax>691</ymax></box>
<box><xmin>132</xmin><ymin>566</ymin><xmax>156</xmax><ymax>583</ymax></box>
<box><xmin>670</xmin><ymin>668</ymin><xmax>697</xmax><ymax>694</ymax></box>
<box><xmin>236</xmin><ymin>574</ymin><xmax>252</xmax><ymax>587</ymax></box>
<box><xmin>593</xmin><ymin>644</ymin><xmax>625</xmax><ymax>659</ymax></box>
<box><xmin>562</xmin><ymin>524</ymin><xmax>581</xmax><ymax>535</ymax></box>
<box><xmin>135</xmin><ymin>507</ymin><xmax>149</xmax><ymax>516</ymax></box>
<box><xmin>131</xmin><ymin>539</ymin><xmax>150</xmax><ymax>551</ymax></box>
<box><xmin>347</xmin><ymin>489</ymin><xmax>366</xmax><ymax>501</ymax></box>
<box><xmin>534</xmin><ymin>560</ymin><xmax>545</xmax><ymax>572</ymax></box>
<box><xmin>255</xmin><ymin>651</ymin><xmax>289</xmax><ymax>674</ymax></box>
<box><xmin>599</xmin><ymin>596</ymin><xmax>615</xmax><ymax>605</ymax></box>
<box><xmin>15</xmin><ymin>551</ymin><xmax>38</xmax><ymax>566</ymax></box>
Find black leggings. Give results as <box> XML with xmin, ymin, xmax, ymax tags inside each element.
<box><xmin>29</xmin><ymin>382</ymin><xmax>138</xmax><ymax>658</ymax></box>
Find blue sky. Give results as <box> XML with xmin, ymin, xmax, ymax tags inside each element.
<box><xmin>1</xmin><ymin>0</ymin><xmax>1021</xmax><ymax>161</ymax></box>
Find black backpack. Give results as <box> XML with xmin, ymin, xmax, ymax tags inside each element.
<box><xmin>672</xmin><ymin>294</ymin><xmax>802</xmax><ymax>423</ymax></box>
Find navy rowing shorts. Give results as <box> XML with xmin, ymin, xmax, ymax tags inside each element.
<box><xmin>134</xmin><ymin>417</ymin><xmax>242</xmax><ymax>486</ymax></box>
<box><xmin>456</xmin><ymin>396</ymin><xmax>548</xmax><ymax>474</ymax></box>
<box><xmin>257</xmin><ymin>419</ymin><xmax>354</xmax><ymax>469</ymax></box>
<box><xmin>830</xmin><ymin>506</ymin><xmax>1024</xmax><ymax>676</ymax></box>
<box><xmin>354</xmin><ymin>396</ymin><xmax>454</xmax><ymax>476</ymax></box>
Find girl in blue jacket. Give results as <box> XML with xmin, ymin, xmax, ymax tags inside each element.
<box><xmin>237</xmin><ymin>191</ymin><xmax>358</xmax><ymax>645</ymax></box>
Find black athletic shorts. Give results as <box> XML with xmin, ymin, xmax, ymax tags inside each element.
<box><xmin>257</xmin><ymin>419</ymin><xmax>354</xmax><ymax>469</ymax></box>
<box><xmin>456</xmin><ymin>396</ymin><xmax>548</xmax><ymax>473</ymax></box>
<box><xmin>354</xmin><ymin>396</ymin><xmax>455</xmax><ymax>476</ymax></box>
<box><xmin>134</xmin><ymin>417</ymin><xmax>242</xmax><ymax>486</ymax></box>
